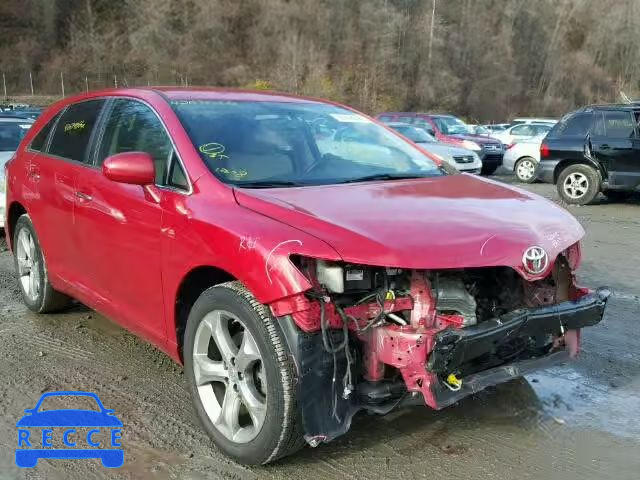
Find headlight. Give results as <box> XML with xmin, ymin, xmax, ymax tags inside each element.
<box><xmin>461</xmin><ymin>140</ymin><xmax>482</xmax><ymax>151</ymax></box>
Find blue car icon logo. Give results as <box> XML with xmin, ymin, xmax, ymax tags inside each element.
<box><xmin>16</xmin><ymin>391</ymin><xmax>123</xmax><ymax>468</ymax></box>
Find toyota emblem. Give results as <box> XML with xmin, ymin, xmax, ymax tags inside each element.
<box><xmin>522</xmin><ymin>246</ymin><xmax>549</xmax><ymax>275</ymax></box>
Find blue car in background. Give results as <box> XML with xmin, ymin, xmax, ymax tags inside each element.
<box><xmin>16</xmin><ymin>391</ymin><xmax>123</xmax><ymax>468</ymax></box>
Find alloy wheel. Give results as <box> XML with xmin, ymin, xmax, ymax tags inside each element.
<box><xmin>16</xmin><ymin>228</ymin><xmax>40</xmax><ymax>302</ymax></box>
<box><xmin>563</xmin><ymin>172</ymin><xmax>589</xmax><ymax>199</ymax></box>
<box><xmin>516</xmin><ymin>159</ymin><xmax>535</xmax><ymax>181</ymax></box>
<box><xmin>192</xmin><ymin>310</ymin><xmax>267</xmax><ymax>443</ymax></box>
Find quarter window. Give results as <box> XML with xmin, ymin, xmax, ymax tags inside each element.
<box><xmin>48</xmin><ymin>100</ymin><xmax>105</xmax><ymax>162</ymax></box>
<box><xmin>30</xmin><ymin>112</ymin><xmax>61</xmax><ymax>152</ymax></box>
<box><xmin>98</xmin><ymin>99</ymin><xmax>173</xmax><ymax>185</ymax></box>
<box><xmin>554</xmin><ymin>112</ymin><xmax>593</xmax><ymax>137</ymax></box>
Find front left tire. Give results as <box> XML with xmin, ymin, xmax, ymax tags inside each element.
<box><xmin>13</xmin><ymin>214</ymin><xmax>71</xmax><ymax>313</ymax></box>
<box><xmin>184</xmin><ymin>281</ymin><xmax>305</xmax><ymax>465</ymax></box>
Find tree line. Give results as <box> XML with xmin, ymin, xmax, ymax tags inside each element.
<box><xmin>1</xmin><ymin>0</ymin><xmax>638</xmax><ymax>121</ymax></box>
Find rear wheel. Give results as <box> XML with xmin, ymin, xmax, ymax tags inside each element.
<box><xmin>514</xmin><ymin>157</ymin><xmax>537</xmax><ymax>183</ymax></box>
<box><xmin>556</xmin><ymin>164</ymin><xmax>600</xmax><ymax>205</ymax></box>
<box><xmin>603</xmin><ymin>190</ymin><xmax>631</xmax><ymax>202</ymax></box>
<box><xmin>184</xmin><ymin>281</ymin><xmax>305</xmax><ymax>465</ymax></box>
<box><xmin>13</xmin><ymin>215</ymin><xmax>71</xmax><ymax>313</ymax></box>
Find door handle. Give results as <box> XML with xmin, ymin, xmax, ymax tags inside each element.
<box><xmin>75</xmin><ymin>191</ymin><xmax>93</xmax><ymax>202</ymax></box>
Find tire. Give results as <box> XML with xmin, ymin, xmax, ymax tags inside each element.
<box><xmin>13</xmin><ymin>214</ymin><xmax>72</xmax><ymax>313</ymax></box>
<box><xmin>184</xmin><ymin>281</ymin><xmax>305</xmax><ymax>465</ymax></box>
<box><xmin>556</xmin><ymin>164</ymin><xmax>601</xmax><ymax>205</ymax></box>
<box><xmin>514</xmin><ymin>157</ymin><xmax>538</xmax><ymax>183</ymax></box>
<box><xmin>603</xmin><ymin>190</ymin><xmax>631</xmax><ymax>202</ymax></box>
<box><xmin>481</xmin><ymin>163</ymin><xmax>499</xmax><ymax>176</ymax></box>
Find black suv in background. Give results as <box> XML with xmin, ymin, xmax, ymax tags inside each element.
<box><xmin>538</xmin><ymin>104</ymin><xmax>640</xmax><ymax>205</ymax></box>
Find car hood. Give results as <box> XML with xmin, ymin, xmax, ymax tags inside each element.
<box><xmin>234</xmin><ymin>175</ymin><xmax>584</xmax><ymax>279</ymax></box>
<box><xmin>16</xmin><ymin>410</ymin><xmax>123</xmax><ymax>427</ymax></box>
<box><xmin>419</xmin><ymin>143</ymin><xmax>475</xmax><ymax>157</ymax></box>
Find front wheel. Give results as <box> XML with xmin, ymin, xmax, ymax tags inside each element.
<box><xmin>514</xmin><ymin>157</ymin><xmax>537</xmax><ymax>183</ymax></box>
<box><xmin>13</xmin><ymin>215</ymin><xmax>71</xmax><ymax>313</ymax></box>
<box><xmin>556</xmin><ymin>164</ymin><xmax>601</xmax><ymax>205</ymax></box>
<box><xmin>184</xmin><ymin>281</ymin><xmax>305</xmax><ymax>465</ymax></box>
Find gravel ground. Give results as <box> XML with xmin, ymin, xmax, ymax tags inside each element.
<box><xmin>0</xmin><ymin>177</ymin><xmax>638</xmax><ymax>480</ymax></box>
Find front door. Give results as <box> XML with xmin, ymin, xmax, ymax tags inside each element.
<box><xmin>73</xmin><ymin>98</ymin><xmax>173</xmax><ymax>341</ymax></box>
<box><xmin>591</xmin><ymin>109</ymin><xmax>638</xmax><ymax>187</ymax></box>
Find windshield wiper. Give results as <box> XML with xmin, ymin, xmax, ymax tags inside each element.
<box><xmin>337</xmin><ymin>173</ymin><xmax>432</xmax><ymax>184</ymax></box>
<box><xmin>233</xmin><ymin>180</ymin><xmax>304</xmax><ymax>188</ymax></box>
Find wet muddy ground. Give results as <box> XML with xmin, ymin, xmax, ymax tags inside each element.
<box><xmin>0</xmin><ymin>178</ymin><xmax>638</xmax><ymax>479</ymax></box>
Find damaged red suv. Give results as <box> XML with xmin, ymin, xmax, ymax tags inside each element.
<box><xmin>4</xmin><ymin>88</ymin><xmax>609</xmax><ymax>465</ymax></box>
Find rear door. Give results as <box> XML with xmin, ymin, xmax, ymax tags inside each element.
<box><xmin>73</xmin><ymin>98</ymin><xmax>172</xmax><ymax>340</ymax></box>
<box><xmin>25</xmin><ymin>100</ymin><xmax>105</xmax><ymax>285</ymax></box>
<box><xmin>591</xmin><ymin>109</ymin><xmax>637</xmax><ymax>185</ymax></box>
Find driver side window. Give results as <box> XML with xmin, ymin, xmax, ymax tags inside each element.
<box><xmin>98</xmin><ymin>99</ymin><xmax>173</xmax><ymax>185</ymax></box>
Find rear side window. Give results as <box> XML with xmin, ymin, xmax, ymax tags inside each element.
<box><xmin>49</xmin><ymin>100</ymin><xmax>105</xmax><ymax>162</ymax></box>
<box><xmin>600</xmin><ymin>110</ymin><xmax>635</xmax><ymax>138</ymax></box>
<box><xmin>30</xmin><ymin>112</ymin><xmax>60</xmax><ymax>152</ymax></box>
<box><xmin>378</xmin><ymin>115</ymin><xmax>393</xmax><ymax>123</ymax></box>
<box><xmin>98</xmin><ymin>99</ymin><xmax>173</xmax><ymax>185</ymax></box>
<box><xmin>551</xmin><ymin>112</ymin><xmax>593</xmax><ymax>137</ymax></box>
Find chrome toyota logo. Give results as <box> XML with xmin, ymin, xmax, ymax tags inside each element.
<box><xmin>522</xmin><ymin>246</ymin><xmax>549</xmax><ymax>274</ymax></box>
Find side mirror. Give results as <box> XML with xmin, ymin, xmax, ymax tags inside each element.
<box><xmin>102</xmin><ymin>152</ymin><xmax>155</xmax><ymax>185</ymax></box>
<box><xmin>426</xmin><ymin>128</ymin><xmax>436</xmax><ymax>136</ymax></box>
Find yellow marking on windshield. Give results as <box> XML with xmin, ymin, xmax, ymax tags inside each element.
<box><xmin>199</xmin><ymin>142</ymin><xmax>229</xmax><ymax>161</ymax></box>
<box><xmin>215</xmin><ymin>167</ymin><xmax>247</xmax><ymax>179</ymax></box>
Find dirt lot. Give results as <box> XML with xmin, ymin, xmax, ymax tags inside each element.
<box><xmin>0</xmin><ymin>178</ymin><xmax>638</xmax><ymax>480</ymax></box>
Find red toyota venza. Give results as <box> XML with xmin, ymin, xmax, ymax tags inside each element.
<box><xmin>3</xmin><ymin>88</ymin><xmax>609</xmax><ymax>465</ymax></box>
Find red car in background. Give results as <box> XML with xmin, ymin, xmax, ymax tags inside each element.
<box><xmin>4</xmin><ymin>88</ymin><xmax>608</xmax><ymax>465</ymax></box>
<box><xmin>377</xmin><ymin>112</ymin><xmax>504</xmax><ymax>175</ymax></box>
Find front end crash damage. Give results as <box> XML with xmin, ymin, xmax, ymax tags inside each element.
<box><xmin>269</xmin><ymin>252</ymin><xmax>610</xmax><ymax>446</ymax></box>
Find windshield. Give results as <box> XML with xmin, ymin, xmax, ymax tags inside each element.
<box><xmin>432</xmin><ymin>116</ymin><xmax>474</xmax><ymax>135</ymax></box>
<box><xmin>0</xmin><ymin>122</ymin><xmax>31</xmax><ymax>151</ymax></box>
<box><xmin>171</xmin><ymin>100</ymin><xmax>444</xmax><ymax>187</ymax></box>
<box><xmin>390</xmin><ymin>125</ymin><xmax>436</xmax><ymax>143</ymax></box>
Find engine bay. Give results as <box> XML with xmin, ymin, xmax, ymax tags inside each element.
<box><xmin>269</xmin><ymin>255</ymin><xmax>608</xmax><ymax>446</ymax></box>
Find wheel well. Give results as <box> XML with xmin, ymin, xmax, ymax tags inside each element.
<box><xmin>174</xmin><ymin>266</ymin><xmax>236</xmax><ymax>360</ymax></box>
<box><xmin>6</xmin><ymin>202</ymin><xmax>27</xmax><ymax>248</ymax></box>
<box><xmin>553</xmin><ymin>159</ymin><xmax>601</xmax><ymax>184</ymax></box>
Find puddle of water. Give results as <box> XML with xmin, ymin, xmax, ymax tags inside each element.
<box><xmin>526</xmin><ymin>366</ymin><xmax>640</xmax><ymax>441</ymax></box>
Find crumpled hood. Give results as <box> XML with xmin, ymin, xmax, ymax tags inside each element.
<box><xmin>234</xmin><ymin>175</ymin><xmax>584</xmax><ymax>279</ymax></box>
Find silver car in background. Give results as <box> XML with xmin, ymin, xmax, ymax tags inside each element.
<box><xmin>502</xmin><ymin>134</ymin><xmax>545</xmax><ymax>183</ymax></box>
<box><xmin>0</xmin><ymin>117</ymin><xmax>33</xmax><ymax>228</ymax></box>
<box><xmin>386</xmin><ymin>122</ymin><xmax>483</xmax><ymax>174</ymax></box>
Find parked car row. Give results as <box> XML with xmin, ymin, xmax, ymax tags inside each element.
<box><xmin>377</xmin><ymin>112</ymin><xmax>505</xmax><ymax>175</ymax></box>
<box><xmin>1</xmin><ymin>104</ymin><xmax>43</xmax><ymax>121</ymax></box>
